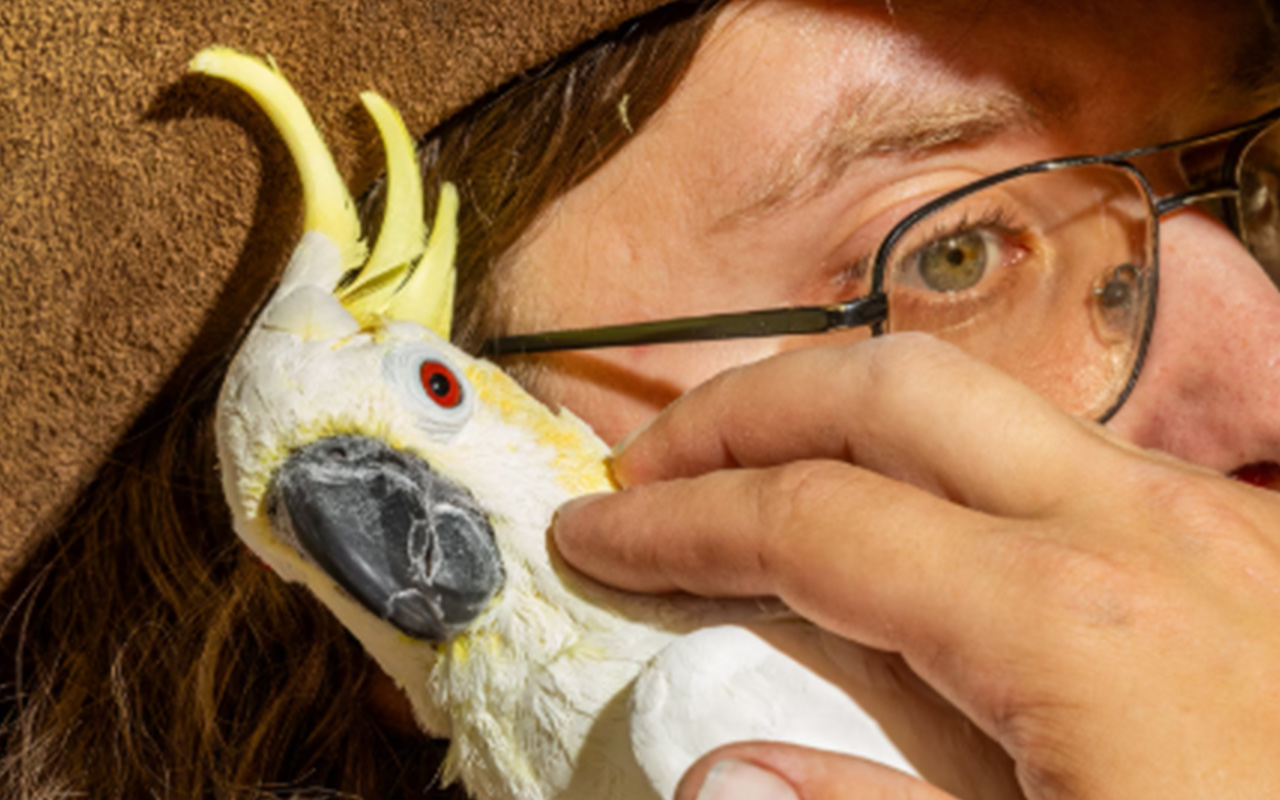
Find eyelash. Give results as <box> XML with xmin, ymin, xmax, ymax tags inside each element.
<box><xmin>912</xmin><ymin>206</ymin><xmax>1027</xmax><ymax>257</ymax></box>
<box><xmin>832</xmin><ymin>204</ymin><xmax>1032</xmax><ymax>296</ymax></box>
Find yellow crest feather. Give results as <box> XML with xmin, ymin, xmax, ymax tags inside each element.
<box><xmin>338</xmin><ymin>92</ymin><xmax>458</xmax><ymax>339</ymax></box>
<box><xmin>384</xmin><ymin>182</ymin><xmax>458</xmax><ymax>340</ymax></box>
<box><xmin>189</xmin><ymin>47</ymin><xmax>366</xmax><ymax>271</ymax></box>
<box><xmin>191</xmin><ymin>47</ymin><xmax>458</xmax><ymax>340</ymax></box>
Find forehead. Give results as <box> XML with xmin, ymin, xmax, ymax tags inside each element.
<box><xmin>514</xmin><ymin>0</ymin><xmax>1280</xmax><ymax>307</ymax></box>
<box><xmin>700</xmin><ymin>0</ymin><xmax>1276</xmax><ymax>104</ymax></box>
<box><xmin>504</xmin><ymin>0</ymin><xmax>1280</xmax><ymax>442</ymax></box>
<box><xmin>619</xmin><ymin>0</ymin><xmax>1269</xmax><ymax>227</ymax></box>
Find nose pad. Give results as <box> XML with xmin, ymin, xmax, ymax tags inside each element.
<box><xmin>1105</xmin><ymin>210</ymin><xmax>1280</xmax><ymax>472</ymax></box>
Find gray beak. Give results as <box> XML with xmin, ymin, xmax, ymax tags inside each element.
<box><xmin>266</xmin><ymin>435</ymin><xmax>504</xmax><ymax>642</ymax></box>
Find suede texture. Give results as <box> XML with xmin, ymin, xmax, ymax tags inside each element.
<box><xmin>0</xmin><ymin>0</ymin><xmax>667</xmax><ymax>585</ymax></box>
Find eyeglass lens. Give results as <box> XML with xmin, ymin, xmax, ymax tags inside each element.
<box><xmin>482</xmin><ymin>112</ymin><xmax>1280</xmax><ymax>423</ymax></box>
<box><xmin>877</xmin><ymin>163</ymin><xmax>1156</xmax><ymax>420</ymax></box>
<box><xmin>1238</xmin><ymin>118</ymin><xmax>1280</xmax><ymax>286</ymax></box>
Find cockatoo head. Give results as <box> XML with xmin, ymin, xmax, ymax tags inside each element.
<box><xmin>198</xmin><ymin>49</ymin><xmax>611</xmax><ymax>724</ymax></box>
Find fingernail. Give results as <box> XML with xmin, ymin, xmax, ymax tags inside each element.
<box><xmin>695</xmin><ymin>759</ymin><xmax>799</xmax><ymax>800</ymax></box>
<box><xmin>608</xmin><ymin>425</ymin><xmax>651</xmax><ymax>488</ymax></box>
<box><xmin>611</xmin><ymin>416</ymin><xmax>654</xmax><ymax>458</ymax></box>
<box><xmin>551</xmin><ymin>493</ymin><xmax>604</xmax><ymax>539</ymax></box>
<box><xmin>556</xmin><ymin>492</ymin><xmax>604</xmax><ymax>519</ymax></box>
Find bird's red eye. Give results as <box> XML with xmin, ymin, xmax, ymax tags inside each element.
<box><xmin>420</xmin><ymin>361</ymin><xmax>463</xmax><ymax>408</ymax></box>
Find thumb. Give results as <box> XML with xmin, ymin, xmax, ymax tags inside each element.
<box><xmin>675</xmin><ymin>742</ymin><xmax>960</xmax><ymax>800</ymax></box>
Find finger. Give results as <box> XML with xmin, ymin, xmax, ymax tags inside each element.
<box><xmin>612</xmin><ymin>334</ymin><xmax>1122</xmax><ymax>518</ymax></box>
<box><xmin>676</xmin><ymin>742</ymin><xmax>961</xmax><ymax>800</ymax></box>
<box><xmin>554</xmin><ymin>459</ymin><xmax>1015</xmax><ymax>655</ymax></box>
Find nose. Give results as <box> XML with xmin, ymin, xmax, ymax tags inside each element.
<box><xmin>1107</xmin><ymin>211</ymin><xmax>1280</xmax><ymax>472</ymax></box>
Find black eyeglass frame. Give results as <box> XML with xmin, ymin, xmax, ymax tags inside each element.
<box><xmin>483</xmin><ymin>104</ymin><xmax>1280</xmax><ymax>420</ymax></box>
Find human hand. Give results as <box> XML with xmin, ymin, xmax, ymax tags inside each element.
<box><xmin>552</xmin><ymin>333</ymin><xmax>1280</xmax><ymax>800</ymax></box>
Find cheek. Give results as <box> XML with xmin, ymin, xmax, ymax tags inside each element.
<box><xmin>533</xmin><ymin>340</ymin><xmax>785</xmax><ymax>446</ymax></box>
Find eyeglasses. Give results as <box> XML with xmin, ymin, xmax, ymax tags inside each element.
<box><xmin>483</xmin><ymin>105</ymin><xmax>1280</xmax><ymax>421</ymax></box>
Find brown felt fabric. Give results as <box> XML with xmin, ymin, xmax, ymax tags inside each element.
<box><xmin>0</xmin><ymin>0</ymin><xmax>667</xmax><ymax>586</ymax></box>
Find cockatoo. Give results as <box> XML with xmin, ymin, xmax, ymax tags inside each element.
<box><xmin>199</xmin><ymin>48</ymin><xmax>928</xmax><ymax>800</ymax></box>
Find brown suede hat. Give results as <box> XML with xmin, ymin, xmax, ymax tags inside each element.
<box><xmin>0</xmin><ymin>0</ymin><xmax>668</xmax><ymax>586</ymax></box>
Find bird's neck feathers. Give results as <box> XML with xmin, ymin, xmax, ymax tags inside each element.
<box><xmin>196</xmin><ymin>49</ymin><xmax>711</xmax><ymax>800</ymax></box>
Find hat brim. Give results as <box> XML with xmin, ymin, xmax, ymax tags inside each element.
<box><xmin>0</xmin><ymin>0</ymin><xmax>669</xmax><ymax>586</ymax></box>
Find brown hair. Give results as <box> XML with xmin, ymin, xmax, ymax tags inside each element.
<box><xmin>0</xmin><ymin>3</ymin><xmax>724</xmax><ymax>797</ymax></box>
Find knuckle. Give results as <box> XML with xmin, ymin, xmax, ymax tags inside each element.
<box><xmin>755</xmin><ymin>461</ymin><xmax>846</xmax><ymax>528</ymax></box>
<box><xmin>863</xmin><ymin>330</ymin><xmax>958</xmax><ymax>361</ymax></box>
<box><xmin>752</xmin><ymin>461</ymin><xmax>854</xmax><ymax>560</ymax></box>
<box><xmin>853</xmin><ymin>333</ymin><xmax>981</xmax><ymax>413</ymax></box>
<box><xmin>1133</xmin><ymin>467</ymin><xmax>1280</xmax><ymax>577</ymax></box>
<box><xmin>858</xmin><ymin>332</ymin><xmax>960</xmax><ymax>386</ymax></box>
<box><xmin>1155</xmin><ymin>474</ymin><xmax>1259</xmax><ymax>546</ymax></box>
<box><xmin>1002</xmin><ymin>529</ymin><xmax>1149</xmax><ymax>632</ymax></box>
<box><xmin>999</xmin><ymin>515</ymin><xmax>1221</xmax><ymax>659</ymax></box>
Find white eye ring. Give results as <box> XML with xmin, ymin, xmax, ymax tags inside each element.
<box><xmin>384</xmin><ymin>344</ymin><xmax>475</xmax><ymax>441</ymax></box>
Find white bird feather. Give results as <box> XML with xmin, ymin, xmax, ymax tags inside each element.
<box><xmin>198</xmin><ymin>47</ymin><xmax>928</xmax><ymax>800</ymax></box>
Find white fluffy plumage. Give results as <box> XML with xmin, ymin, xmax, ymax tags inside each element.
<box><xmin>200</xmin><ymin>48</ymin><xmax>923</xmax><ymax>800</ymax></box>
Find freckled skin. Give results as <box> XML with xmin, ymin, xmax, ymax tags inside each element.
<box><xmin>507</xmin><ymin>0</ymin><xmax>1280</xmax><ymax>476</ymax></box>
<box><xmin>502</xmin><ymin>2</ymin><xmax>1280</xmax><ymax>798</ymax></box>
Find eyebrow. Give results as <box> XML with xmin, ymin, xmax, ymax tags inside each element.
<box><xmin>718</xmin><ymin>85</ymin><xmax>1041</xmax><ymax>227</ymax></box>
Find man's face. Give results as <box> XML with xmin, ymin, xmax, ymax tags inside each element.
<box><xmin>503</xmin><ymin>0</ymin><xmax>1280</xmax><ymax>479</ymax></box>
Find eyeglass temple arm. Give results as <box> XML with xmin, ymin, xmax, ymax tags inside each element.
<box><xmin>481</xmin><ymin>293</ymin><xmax>889</xmax><ymax>356</ymax></box>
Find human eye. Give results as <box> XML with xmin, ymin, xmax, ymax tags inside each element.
<box><xmin>894</xmin><ymin>207</ymin><xmax>1032</xmax><ymax>295</ymax></box>
<box><xmin>876</xmin><ymin>188</ymin><xmax>1054</xmax><ymax>338</ymax></box>
<box><xmin>820</xmin><ymin>189</ymin><xmax>1027</xmax><ymax>304</ymax></box>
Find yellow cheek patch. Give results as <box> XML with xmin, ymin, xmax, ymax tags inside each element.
<box><xmin>541</xmin><ymin>426</ymin><xmax>614</xmax><ymax>495</ymax></box>
<box><xmin>464</xmin><ymin>363</ymin><xmax>614</xmax><ymax>494</ymax></box>
<box><xmin>448</xmin><ymin>635</ymin><xmax>470</xmax><ymax>667</ymax></box>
